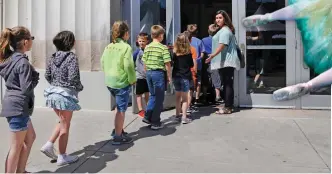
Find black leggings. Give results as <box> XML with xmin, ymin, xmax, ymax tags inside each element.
<box><xmin>219</xmin><ymin>67</ymin><xmax>235</xmax><ymax>108</ymax></box>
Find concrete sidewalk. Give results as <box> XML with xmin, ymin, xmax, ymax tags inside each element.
<box><xmin>0</xmin><ymin>107</ymin><xmax>330</xmax><ymax>173</ymax></box>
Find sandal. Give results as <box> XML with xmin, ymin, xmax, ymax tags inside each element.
<box><xmin>215</xmin><ymin>108</ymin><xmax>232</xmax><ymax>115</ymax></box>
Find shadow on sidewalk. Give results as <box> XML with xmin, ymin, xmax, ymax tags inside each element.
<box><xmin>36</xmin><ymin>118</ymin><xmax>178</xmax><ymax>173</ymax></box>
<box><xmin>127</xmin><ymin>117</ymin><xmax>179</xmax><ymax>142</ymax></box>
<box><xmin>36</xmin><ymin>139</ymin><xmax>133</xmax><ymax>173</ymax></box>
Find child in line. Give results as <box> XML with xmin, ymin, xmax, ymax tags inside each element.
<box><xmin>0</xmin><ymin>26</ymin><xmax>38</xmax><ymax>173</ymax></box>
<box><xmin>135</xmin><ymin>33</ymin><xmax>150</xmax><ymax>118</ymax></box>
<box><xmin>42</xmin><ymin>31</ymin><xmax>84</xmax><ymax>166</ymax></box>
<box><xmin>183</xmin><ymin>31</ymin><xmax>198</xmax><ymax>113</ymax></box>
<box><xmin>101</xmin><ymin>21</ymin><xmax>136</xmax><ymax>145</ymax></box>
<box><xmin>202</xmin><ymin>24</ymin><xmax>223</xmax><ymax>103</ymax></box>
<box><xmin>172</xmin><ymin>33</ymin><xmax>194</xmax><ymax>124</ymax></box>
<box><xmin>142</xmin><ymin>25</ymin><xmax>172</xmax><ymax>130</ymax></box>
<box><xmin>187</xmin><ymin>24</ymin><xmax>205</xmax><ymax>104</ymax></box>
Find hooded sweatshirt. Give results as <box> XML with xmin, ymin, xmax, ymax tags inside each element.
<box><xmin>45</xmin><ymin>51</ymin><xmax>83</xmax><ymax>92</ymax></box>
<box><xmin>0</xmin><ymin>52</ymin><xmax>39</xmax><ymax>117</ymax></box>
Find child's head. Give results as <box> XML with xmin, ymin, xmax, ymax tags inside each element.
<box><xmin>53</xmin><ymin>31</ymin><xmax>75</xmax><ymax>51</ymax></box>
<box><xmin>183</xmin><ymin>31</ymin><xmax>193</xmax><ymax>42</ymax></box>
<box><xmin>174</xmin><ymin>33</ymin><xmax>191</xmax><ymax>55</ymax></box>
<box><xmin>137</xmin><ymin>32</ymin><xmax>148</xmax><ymax>49</ymax></box>
<box><xmin>208</xmin><ymin>24</ymin><xmax>219</xmax><ymax>36</ymax></box>
<box><xmin>0</xmin><ymin>26</ymin><xmax>33</xmax><ymax>60</ymax></box>
<box><xmin>187</xmin><ymin>24</ymin><xmax>198</xmax><ymax>37</ymax></box>
<box><xmin>112</xmin><ymin>21</ymin><xmax>130</xmax><ymax>43</ymax></box>
<box><xmin>151</xmin><ymin>25</ymin><xmax>165</xmax><ymax>42</ymax></box>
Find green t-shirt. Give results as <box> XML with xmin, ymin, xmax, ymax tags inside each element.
<box><xmin>142</xmin><ymin>41</ymin><xmax>171</xmax><ymax>71</ymax></box>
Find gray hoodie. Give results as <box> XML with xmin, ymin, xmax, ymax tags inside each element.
<box><xmin>0</xmin><ymin>52</ymin><xmax>39</xmax><ymax>117</ymax></box>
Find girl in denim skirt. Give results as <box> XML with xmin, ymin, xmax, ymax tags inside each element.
<box><xmin>172</xmin><ymin>33</ymin><xmax>194</xmax><ymax>124</ymax></box>
<box><xmin>0</xmin><ymin>26</ymin><xmax>38</xmax><ymax>173</ymax></box>
<box><xmin>41</xmin><ymin>31</ymin><xmax>83</xmax><ymax>166</ymax></box>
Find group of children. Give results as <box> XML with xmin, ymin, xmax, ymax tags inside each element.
<box><xmin>0</xmin><ymin>21</ymin><xmax>220</xmax><ymax>173</ymax></box>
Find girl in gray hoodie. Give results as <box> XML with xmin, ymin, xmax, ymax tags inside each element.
<box><xmin>0</xmin><ymin>26</ymin><xmax>38</xmax><ymax>173</ymax></box>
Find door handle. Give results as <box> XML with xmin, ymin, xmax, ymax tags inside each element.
<box><xmin>240</xmin><ymin>43</ymin><xmax>245</xmax><ymax>53</ymax></box>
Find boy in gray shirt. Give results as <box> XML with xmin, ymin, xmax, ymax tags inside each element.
<box><xmin>135</xmin><ymin>33</ymin><xmax>150</xmax><ymax>117</ymax></box>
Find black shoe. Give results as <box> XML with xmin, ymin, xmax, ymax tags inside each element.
<box><xmin>142</xmin><ymin>118</ymin><xmax>151</xmax><ymax>125</ymax></box>
<box><xmin>112</xmin><ymin>134</ymin><xmax>133</xmax><ymax>145</ymax></box>
<box><xmin>150</xmin><ymin>123</ymin><xmax>164</xmax><ymax>130</ymax></box>
<box><xmin>111</xmin><ymin>129</ymin><xmax>128</xmax><ymax>138</ymax></box>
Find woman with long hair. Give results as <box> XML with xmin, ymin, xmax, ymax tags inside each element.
<box><xmin>0</xmin><ymin>26</ymin><xmax>38</xmax><ymax>173</ymax></box>
<box><xmin>205</xmin><ymin>10</ymin><xmax>241</xmax><ymax>114</ymax></box>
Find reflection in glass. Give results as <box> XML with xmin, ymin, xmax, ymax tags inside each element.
<box><xmin>246</xmin><ymin>0</ymin><xmax>286</xmax><ymax>94</ymax></box>
<box><xmin>140</xmin><ymin>0</ymin><xmax>166</xmax><ymax>44</ymax></box>
<box><xmin>246</xmin><ymin>49</ymin><xmax>286</xmax><ymax>94</ymax></box>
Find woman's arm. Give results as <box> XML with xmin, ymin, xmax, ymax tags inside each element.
<box><xmin>205</xmin><ymin>44</ymin><xmax>226</xmax><ymax>63</ymax></box>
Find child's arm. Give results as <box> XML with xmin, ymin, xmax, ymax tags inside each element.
<box><xmin>124</xmin><ymin>46</ymin><xmax>136</xmax><ymax>85</ymax></box>
<box><xmin>165</xmin><ymin>62</ymin><xmax>172</xmax><ymax>82</ymax></box>
<box><xmin>162</xmin><ymin>46</ymin><xmax>172</xmax><ymax>82</ymax></box>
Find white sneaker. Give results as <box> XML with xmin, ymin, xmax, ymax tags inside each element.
<box><xmin>273</xmin><ymin>83</ymin><xmax>309</xmax><ymax>101</ymax></box>
<box><xmin>40</xmin><ymin>144</ymin><xmax>57</xmax><ymax>160</ymax></box>
<box><xmin>57</xmin><ymin>154</ymin><xmax>79</xmax><ymax>166</ymax></box>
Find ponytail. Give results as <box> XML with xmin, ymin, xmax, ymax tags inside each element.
<box><xmin>0</xmin><ymin>28</ymin><xmax>13</xmax><ymax>61</ymax></box>
<box><xmin>0</xmin><ymin>26</ymin><xmax>31</xmax><ymax>61</ymax></box>
<box><xmin>111</xmin><ymin>21</ymin><xmax>129</xmax><ymax>43</ymax></box>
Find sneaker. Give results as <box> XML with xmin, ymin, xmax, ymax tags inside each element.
<box><xmin>40</xmin><ymin>144</ymin><xmax>57</xmax><ymax>160</ymax></box>
<box><xmin>112</xmin><ymin>134</ymin><xmax>133</xmax><ymax>145</ymax></box>
<box><xmin>137</xmin><ymin>110</ymin><xmax>145</xmax><ymax>118</ymax></box>
<box><xmin>242</xmin><ymin>14</ymin><xmax>271</xmax><ymax>28</ymax></box>
<box><xmin>57</xmin><ymin>154</ymin><xmax>79</xmax><ymax>166</ymax></box>
<box><xmin>174</xmin><ymin>115</ymin><xmax>182</xmax><ymax>121</ymax></box>
<box><xmin>142</xmin><ymin>117</ymin><xmax>151</xmax><ymax>125</ymax></box>
<box><xmin>273</xmin><ymin>83</ymin><xmax>309</xmax><ymax>101</ymax></box>
<box><xmin>150</xmin><ymin>123</ymin><xmax>164</xmax><ymax>130</ymax></box>
<box><xmin>181</xmin><ymin>118</ymin><xmax>192</xmax><ymax>124</ymax></box>
<box><xmin>111</xmin><ymin>129</ymin><xmax>128</xmax><ymax>138</ymax></box>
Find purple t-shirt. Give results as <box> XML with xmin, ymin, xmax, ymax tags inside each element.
<box><xmin>190</xmin><ymin>37</ymin><xmax>205</xmax><ymax>70</ymax></box>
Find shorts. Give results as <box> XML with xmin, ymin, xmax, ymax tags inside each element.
<box><xmin>107</xmin><ymin>85</ymin><xmax>131</xmax><ymax>112</ymax></box>
<box><xmin>136</xmin><ymin>79</ymin><xmax>149</xmax><ymax>95</ymax></box>
<box><xmin>173</xmin><ymin>78</ymin><xmax>190</xmax><ymax>92</ymax></box>
<box><xmin>7</xmin><ymin>115</ymin><xmax>30</xmax><ymax>132</ymax></box>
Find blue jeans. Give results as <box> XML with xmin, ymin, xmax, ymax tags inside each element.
<box><xmin>107</xmin><ymin>85</ymin><xmax>131</xmax><ymax>112</ymax></box>
<box><xmin>7</xmin><ymin>115</ymin><xmax>30</xmax><ymax>132</ymax></box>
<box><xmin>145</xmin><ymin>70</ymin><xmax>165</xmax><ymax>125</ymax></box>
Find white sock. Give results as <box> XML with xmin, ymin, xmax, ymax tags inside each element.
<box><xmin>44</xmin><ymin>141</ymin><xmax>54</xmax><ymax>148</ymax></box>
<box><xmin>58</xmin><ymin>154</ymin><xmax>66</xmax><ymax>160</ymax></box>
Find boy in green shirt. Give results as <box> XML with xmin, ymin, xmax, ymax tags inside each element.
<box><xmin>101</xmin><ymin>21</ymin><xmax>136</xmax><ymax>145</ymax></box>
<box><xmin>142</xmin><ymin>25</ymin><xmax>172</xmax><ymax>130</ymax></box>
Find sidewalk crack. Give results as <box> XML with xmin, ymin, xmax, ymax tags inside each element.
<box><xmin>293</xmin><ymin>120</ymin><xmax>331</xmax><ymax>171</ymax></box>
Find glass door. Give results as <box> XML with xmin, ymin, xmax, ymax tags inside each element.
<box><xmin>296</xmin><ymin>30</ymin><xmax>331</xmax><ymax>109</ymax></box>
<box><xmin>237</xmin><ymin>0</ymin><xmax>297</xmax><ymax>108</ymax></box>
<box><xmin>128</xmin><ymin>0</ymin><xmax>179</xmax><ymax>112</ymax></box>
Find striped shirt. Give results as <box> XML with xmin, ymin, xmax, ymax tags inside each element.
<box><xmin>142</xmin><ymin>41</ymin><xmax>171</xmax><ymax>71</ymax></box>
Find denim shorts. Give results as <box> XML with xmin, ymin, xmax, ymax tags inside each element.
<box><xmin>107</xmin><ymin>85</ymin><xmax>131</xmax><ymax>112</ymax></box>
<box><xmin>173</xmin><ymin>78</ymin><xmax>190</xmax><ymax>92</ymax></box>
<box><xmin>7</xmin><ymin>115</ymin><xmax>30</xmax><ymax>132</ymax></box>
